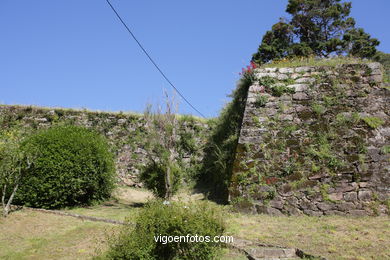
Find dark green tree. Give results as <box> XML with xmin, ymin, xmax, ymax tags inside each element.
<box><xmin>252</xmin><ymin>0</ymin><xmax>379</xmax><ymax>63</ymax></box>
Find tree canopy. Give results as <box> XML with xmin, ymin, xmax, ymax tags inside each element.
<box><xmin>252</xmin><ymin>0</ymin><xmax>380</xmax><ymax>64</ymax></box>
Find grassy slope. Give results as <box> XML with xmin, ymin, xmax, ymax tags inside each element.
<box><xmin>0</xmin><ymin>210</ymin><xmax>117</xmax><ymax>259</ymax></box>
<box><xmin>0</xmin><ymin>187</ymin><xmax>389</xmax><ymax>259</ymax></box>
<box><xmin>227</xmin><ymin>213</ymin><xmax>390</xmax><ymax>260</ymax></box>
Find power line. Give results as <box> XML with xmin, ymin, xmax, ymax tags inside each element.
<box><xmin>105</xmin><ymin>0</ymin><xmax>206</xmax><ymax>118</ymax></box>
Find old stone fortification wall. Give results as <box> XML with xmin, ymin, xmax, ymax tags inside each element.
<box><xmin>0</xmin><ymin>106</ymin><xmax>210</xmax><ymax>186</ymax></box>
<box><xmin>231</xmin><ymin>62</ymin><xmax>390</xmax><ymax>216</ymax></box>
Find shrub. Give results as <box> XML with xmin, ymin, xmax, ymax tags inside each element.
<box><xmin>15</xmin><ymin>125</ymin><xmax>115</xmax><ymax>208</ymax></box>
<box><xmin>140</xmin><ymin>162</ymin><xmax>181</xmax><ymax>199</ymax></box>
<box><xmin>102</xmin><ymin>200</ymin><xmax>226</xmax><ymax>260</ymax></box>
<box><xmin>0</xmin><ymin>128</ymin><xmax>34</xmax><ymax>216</ymax></box>
<box><xmin>141</xmin><ymin>96</ymin><xmax>182</xmax><ymax>200</ymax></box>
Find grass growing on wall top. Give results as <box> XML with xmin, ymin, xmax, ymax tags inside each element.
<box><xmin>260</xmin><ymin>56</ymin><xmax>372</xmax><ymax>68</ymax></box>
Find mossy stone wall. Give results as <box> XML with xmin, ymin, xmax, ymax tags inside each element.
<box><xmin>231</xmin><ymin>63</ymin><xmax>390</xmax><ymax>216</ymax></box>
<box><xmin>0</xmin><ymin>106</ymin><xmax>210</xmax><ymax>187</ymax></box>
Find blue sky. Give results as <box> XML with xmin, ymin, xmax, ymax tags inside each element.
<box><xmin>1</xmin><ymin>0</ymin><xmax>389</xmax><ymax>117</ymax></box>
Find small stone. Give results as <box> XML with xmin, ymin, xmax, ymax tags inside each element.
<box><xmin>337</xmin><ymin>202</ymin><xmax>356</xmax><ymax>211</ymax></box>
<box><xmin>287</xmin><ymin>84</ymin><xmax>309</xmax><ymax>92</ymax></box>
<box><xmin>286</xmin><ymin>206</ymin><xmax>303</xmax><ymax>215</ymax></box>
<box><xmin>279</xmin><ymin>67</ymin><xmax>294</xmax><ymax>73</ymax></box>
<box><xmin>344</xmin><ymin>192</ymin><xmax>358</xmax><ymax>202</ymax></box>
<box><xmin>367</xmin><ymin>62</ymin><xmax>381</xmax><ymax>71</ymax></box>
<box><xmin>335</xmin><ymin>182</ymin><xmax>358</xmax><ymax>193</ymax></box>
<box><xmin>279</xmin><ymin>114</ymin><xmax>293</xmax><ymax>121</ymax></box>
<box><xmin>286</xmin><ymin>196</ymin><xmax>299</xmax><ymax>206</ymax></box>
<box><xmin>295</xmin><ymin>77</ymin><xmax>315</xmax><ymax>83</ymax></box>
<box><xmin>269</xmin><ymin>200</ymin><xmax>284</xmax><ymax>210</ymax></box>
<box><xmin>348</xmin><ymin>210</ymin><xmax>368</xmax><ymax>216</ymax></box>
<box><xmin>358</xmin><ymin>190</ymin><xmax>372</xmax><ymax>201</ymax></box>
<box><xmin>291</xmin><ymin>73</ymin><xmax>300</xmax><ymax>79</ymax></box>
<box><xmin>317</xmin><ymin>202</ymin><xmax>335</xmax><ymax>211</ymax></box>
<box><xmin>369</xmin><ymin>74</ymin><xmax>382</xmax><ymax>83</ymax></box>
<box><xmin>304</xmin><ymin>209</ymin><xmax>323</xmax><ymax>216</ymax></box>
<box><xmin>292</xmin><ymin>92</ymin><xmax>309</xmax><ymax>100</ymax></box>
<box><xmin>328</xmin><ymin>193</ymin><xmax>343</xmax><ymax>201</ymax></box>
<box><xmin>264</xmin><ymin>67</ymin><xmax>277</xmax><ymax>72</ymax></box>
<box><xmin>295</xmin><ymin>67</ymin><xmax>311</xmax><ymax>73</ymax></box>
<box><xmin>277</xmin><ymin>74</ymin><xmax>289</xmax><ymax>80</ymax></box>
<box><xmin>250</xmin><ymin>85</ymin><xmax>265</xmax><ymax>93</ymax></box>
<box><xmin>256</xmin><ymin>72</ymin><xmax>277</xmax><ymax>78</ymax></box>
<box><xmin>324</xmin><ymin>210</ymin><xmax>346</xmax><ymax>216</ymax></box>
<box><xmin>36</xmin><ymin>117</ymin><xmax>48</xmax><ymax>122</ymax></box>
<box><xmin>118</xmin><ymin>118</ymin><xmax>126</xmax><ymax>124</ymax></box>
<box><xmin>255</xmin><ymin>205</ymin><xmax>283</xmax><ymax>216</ymax></box>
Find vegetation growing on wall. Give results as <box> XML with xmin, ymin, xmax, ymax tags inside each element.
<box><xmin>230</xmin><ymin>63</ymin><xmax>389</xmax><ymax>214</ymax></box>
<box><xmin>199</xmin><ymin>68</ymin><xmax>254</xmax><ymax>202</ymax></box>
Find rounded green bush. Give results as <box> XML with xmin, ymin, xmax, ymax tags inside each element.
<box><xmin>102</xmin><ymin>200</ymin><xmax>226</xmax><ymax>260</ymax></box>
<box><xmin>140</xmin><ymin>162</ymin><xmax>181</xmax><ymax>198</ymax></box>
<box><xmin>16</xmin><ymin>125</ymin><xmax>115</xmax><ymax>208</ymax></box>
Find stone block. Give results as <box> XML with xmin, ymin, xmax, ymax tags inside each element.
<box><xmin>337</xmin><ymin>202</ymin><xmax>356</xmax><ymax>211</ymax></box>
<box><xmin>291</xmin><ymin>73</ymin><xmax>300</xmax><ymax>79</ymax></box>
<box><xmin>317</xmin><ymin>202</ymin><xmax>335</xmax><ymax>211</ymax></box>
<box><xmin>279</xmin><ymin>67</ymin><xmax>294</xmax><ymax>73</ymax></box>
<box><xmin>328</xmin><ymin>192</ymin><xmax>343</xmax><ymax>201</ymax></box>
<box><xmin>367</xmin><ymin>62</ymin><xmax>382</xmax><ymax>71</ymax></box>
<box><xmin>300</xmin><ymin>199</ymin><xmax>318</xmax><ymax>211</ymax></box>
<box><xmin>269</xmin><ymin>199</ymin><xmax>284</xmax><ymax>210</ymax></box>
<box><xmin>304</xmin><ymin>209</ymin><xmax>323</xmax><ymax>216</ymax></box>
<box><xmin>344</xmin><ymin>192</ymin><xmax>358</xmax><ymax>202</ymax></box>
<box><xmin>295</xmin><ymin>77</ymin><xmax>315</xmax><ymax>83</ymax></box>
<box><xmin>358</xmin><ymin>190</ymin><xmax>372</xmax><ymax>201</ymax></box>
<box><xmin>277</xmin><ymin>74</ymin><xmax>289</xmax><ymax>80</ymax></box>
<box><xmin>287</xmin><ymin>84</ymin><xmax>309</xmax><ymax>92</ymax></box>
<box><xmin>264</xmin><ymin>67</ymin><xmax>277</xmax><ymax>72</ymax></box>
<box><xmin>295</xmin><ymin>67</ymin><xmax>311</xmax><ymax>73</ymax></box>
<box><xmin>324</xmin><ymin>210</ymin><xmax>346</xmax><ymax>216</ymax></box>
<box><xmin>292</xmin><ymin>92</ymin><xmax>309</xmax><ymax>100</ymax></box>
<box><xmin>255</xmin><ymin>205</ymin><xmax>283</xmax><ymax>216</ymax></box>
<box><xmin>335</xmin><ymin>182</ymin><xmax>358</xmax><ymax>193</ymax></box>
<box><xmin>369</xmin><ymin>74</ymin><xmax>382</xmax><ymax>83</ymax></box>
<box><xmin>348</xmin><ymin>210</ymin><xmax>368</xmax><ymax>216</ymax></box>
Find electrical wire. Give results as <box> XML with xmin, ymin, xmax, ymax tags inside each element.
<box><xmin>105</xmin><ymin>0</ymin><xmax>206</xmax><ymax>118</ymax></box>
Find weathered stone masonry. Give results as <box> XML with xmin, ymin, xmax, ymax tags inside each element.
<box><xmin>0</xmin><ymin>106</ymin><xmax>210</xmax><ymax>186</ymax></box>
<box><xmin>231</xmin><ymin>63</ymin><xmax>390</xmax><ymax>216</ymax></box>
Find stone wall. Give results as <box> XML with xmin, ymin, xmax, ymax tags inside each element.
<box><xmin>231</xmin><ymin>63</ymin><xmax>390</xmax><ymax>216</ymax></box>
<box><xmin>0</xmin><ymin>105</ymin><xmax>210</xmax><ymax>186</ymax></box>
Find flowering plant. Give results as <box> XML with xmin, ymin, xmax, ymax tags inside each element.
<box><xmin>239</xmin><ymin>61</ymin><xmax>257</xmax><ymax>76</ymax></box>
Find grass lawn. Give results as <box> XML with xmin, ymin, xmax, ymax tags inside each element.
<box><xmin>1</xmin><ymin>187</ymin><xmax>389</xmax><ymax>259</ymax></box>
<box><xmin>227</xmin><ymin>213</ymin><xmax>390</xmax><ymax>260</ymax></box>
<box><xmin>0</xmin><ymin>210</ymin><xmax>118</xmax><ymax>259</ymax></box>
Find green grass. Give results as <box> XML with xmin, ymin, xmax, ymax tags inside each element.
<box><xmin>361</xmin><ymin>116</ymin><xmax>385</xmax><ymax>129</ymax></box>
<box><xmin>261</xmin><ymin>56</ymin><xmax>371</xmax><ymax>68</ymax></box>
<box><xmin>227</xmin><ymin>212</ymin><xmax>390</xmax><ymax>259</ymax></box>
<box><xmin>0</xmin><ymin>210</ymin><xmax>119</xmax><ymax>259</ymax></box>
<box><xmin>1</xmin><ymin>187</ymin><xmax>389</xmax><ymax>259</ymax></box>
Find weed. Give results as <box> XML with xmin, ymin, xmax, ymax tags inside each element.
<box><xmin>254</xmin><ymin>95</ymin><xmax>268</xmax><ymax>107</ymax></box>
<box><xmin>361</xmin><ymin>116</ymin><xmax>384</xmax><ymax>129</ymax></box>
